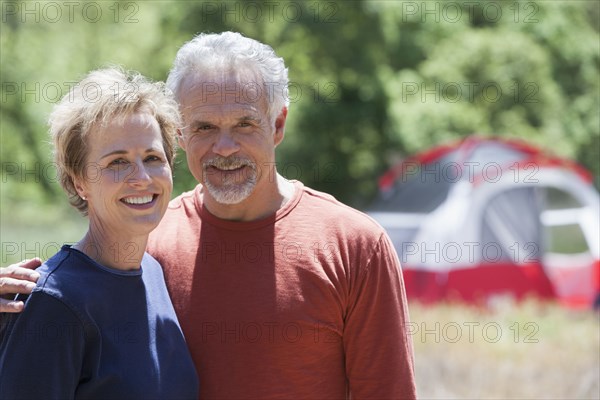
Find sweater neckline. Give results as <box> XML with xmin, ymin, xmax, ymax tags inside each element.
<box><xmin>63</xmin><ymin>245</ymin><xmax>144</xmax><ymax>277</ymax></box>
<box><xmin>193</xmin><ymin>180</ymin><xmax>304</xmax><ymax>231</ymax></box>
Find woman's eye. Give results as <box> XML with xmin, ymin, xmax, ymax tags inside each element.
<box><xmin>109</xmin><ymin>158</ymin><xmax>128</xmax><ymax>166</ymax></box>
<box><xmin>145</xmin><ymin>155</ymin><xmax>163</xmax><ymax>163</ymax></box>
<box><xmin>106</xmin><ymin>159</ymin><xmax>130</xmax><ymax>172</ymax></box>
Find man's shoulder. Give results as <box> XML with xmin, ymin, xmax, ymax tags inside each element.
<box><xmin>148</xmin><ymin>185</ymin><xmax>201</xmax><ymax>252</ymax></box>
<box><xmin>297</xmin><ymin>184</ymin><xmax>385</xmax><ymax>236</ymax></box>
<box><xmin>166</xmin><ymin>185</ymin><xmax>200</xmax><ymax>212</ymax></box>
<box><xmin>154</xmin><ymin>186</ymin><xmax>200</xmax><ymax>228</ymax></box>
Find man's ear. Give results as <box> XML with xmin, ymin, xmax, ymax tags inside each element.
<box><xmin>177</xmin><ymin>128</ymin><xmax>187</xmax><ymax>151</ymax></box>
<box><xmin>274</xmin><ymin>107</ymin><xmax>288</xmax><ymax>147</ymax></box>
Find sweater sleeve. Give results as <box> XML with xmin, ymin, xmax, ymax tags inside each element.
<box><xmin>343</xmin><ymin>233</ymin><xmax>417</xmax><ymax>400</ymax></box>
<box><xmin>0</xmin><ymin>291</ymin><xmax>88</xmax><ymax>399</ymax></box>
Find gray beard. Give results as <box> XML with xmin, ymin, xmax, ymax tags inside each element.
<box><xmin>204</xmin><ymin>177</ymin><xmax>256</xmax><ymax>204</ymax></box>
<box><xmin>202</xmin><ymin>158</ymin><xmax>258</xmax><ymax>205</ymax></box>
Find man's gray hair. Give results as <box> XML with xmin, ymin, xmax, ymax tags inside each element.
<box><xmin>166</xmin><ymin>31</ymin><xmax>289</xmax><ymax>122</ymax></box>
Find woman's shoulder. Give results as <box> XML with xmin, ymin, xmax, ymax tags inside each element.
<box><xmin>141</xmin><ymin>252</ymin><xmax>162</xmax><ymax>269</ymax></box>
<box><xmin>35</xmin><ymin>246</ymin><xmax>76</xmax><ymax>290</ymax></box>
<box><xmin>30</xmin><ymin>246</ymin><xmax>91</xmax><ymax>309</ymax></box>
<box><xmin>140</xmin><ymin>252</ymin><xmax>167</xmax><ymax>280</ymax></box>
<box><xmin>6</xmin><ymin>247</ymin><xmax>95</xmax><ymax>332</ymax></box>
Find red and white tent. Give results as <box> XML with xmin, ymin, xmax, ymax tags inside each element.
<box><xmin>369</xmin><ymin>136</ymin><xmax>600</xmax><ymax>308</ymax></box>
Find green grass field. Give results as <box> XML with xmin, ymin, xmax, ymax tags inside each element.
<box><xmin>1</xmin><ymin>201</ymin><xmax>87</xmax><ymax>266</ymax></box>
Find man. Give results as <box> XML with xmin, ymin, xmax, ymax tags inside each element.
<box><xmin>1</xmin><ymin>31</ymin><xmax>416</xmax><ymax>399</ymax></box>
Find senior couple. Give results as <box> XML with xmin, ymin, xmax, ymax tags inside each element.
<box><xmin>0</xmin><ymin>32</ymin><xmax>416</xmax><ymax>399</ymax></box>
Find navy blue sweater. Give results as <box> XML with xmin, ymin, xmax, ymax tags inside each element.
<box><xmin>0</xmin><ymin>245</ymin><xmax>199</xmax><ymax>399</ymax></box>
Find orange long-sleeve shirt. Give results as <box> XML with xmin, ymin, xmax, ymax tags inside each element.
<box><xmin>148</xmin><ymin>181</ymin><xmax>416</xmax><ymax>399</ymax></box>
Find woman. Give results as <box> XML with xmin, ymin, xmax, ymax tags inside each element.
<box><xmin>0</xmin><ymin>67</ymin><xmax>199</xmax><ymax>399</ymax></box>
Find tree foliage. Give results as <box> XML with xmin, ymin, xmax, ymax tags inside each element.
<box><xmin>1</xmin><ymin>0</ymin><xmax>598</xmax><ymax>211</ymax></box>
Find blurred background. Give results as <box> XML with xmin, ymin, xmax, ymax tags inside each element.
<box><xmin>1</xmin><ymin>1</ymin><xmax>599</xmax><ymax>398</ymax></box>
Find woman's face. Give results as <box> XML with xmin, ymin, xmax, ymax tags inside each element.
<box><xmin>74</xmin><ymin>112</ymin><xmax>173</xmax><ymax>238</ymax></box>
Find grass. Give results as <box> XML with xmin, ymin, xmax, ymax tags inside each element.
<box><xmin>0</xmin><ymin>200</ymin><xmax>87</xmax><ymax>265</ymax></box>
<box><xmin>410</xmin><ymin>300</ymin><xmax>600</xmax><ymax>399</ymax></box>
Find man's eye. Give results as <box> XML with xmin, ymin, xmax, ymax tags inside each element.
<box><xmin>196</xmin><ymin>124</ymin><xmax>214</xmax><ymax>131</ymax></box>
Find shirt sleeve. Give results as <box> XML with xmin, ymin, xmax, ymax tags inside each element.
<box><xmin>343</xmin><ymin>232</ymin><xmax>417</xmax><ymax>400</ymax></box>
<box><xmin>0</xmin><ymin>291</ymin><xmax>88</xmax><ymax>399</ymax></box>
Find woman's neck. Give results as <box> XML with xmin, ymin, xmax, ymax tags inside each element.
<box><xmin>73</xmin><ymin>227</ymin><xmax>147</xmax><ymax>271</ymax></box>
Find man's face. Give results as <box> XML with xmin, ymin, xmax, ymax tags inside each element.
<box><xmin>177</xmin><ymin>72</ymin><xmax>286</xmax><ymax>206</ymax></box>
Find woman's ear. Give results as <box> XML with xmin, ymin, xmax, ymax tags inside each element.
<box><xmin>73</xmin><ymin>177</ymin><xmax>88</xmax><ymax>201</ymax></box>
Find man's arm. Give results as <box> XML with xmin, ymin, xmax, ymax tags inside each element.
<box><xmin>0</xmin><ymin>259</ymin><xmax>41</xmax><ymax>312</ymax></box>
<box><xmin>344</xmin><ymin>233</ymin><xmax>417</xmax><ymax>399</ymax></box>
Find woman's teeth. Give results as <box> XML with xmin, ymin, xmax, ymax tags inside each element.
<box><xmin>123</xmin><ymin>195</ymin><xmax>154</xmax><ymax>205</ymax></box>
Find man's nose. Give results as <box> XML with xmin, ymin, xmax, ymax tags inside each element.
<box><xmin>212</xmin><ymin>131</ymin><xmax>240</xmax><ymax>157</ymax></box>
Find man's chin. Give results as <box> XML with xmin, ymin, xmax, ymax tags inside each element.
<box><xmin>205</xmin><ymin>183</ymin><xmax>255</xmax><ymax>205</ymax></box>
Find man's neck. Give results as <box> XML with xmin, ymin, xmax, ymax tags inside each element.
<box><xmin>202</xmin><ymin>174</ymin><xmax>296</xmax><ymax>222</ymax></box>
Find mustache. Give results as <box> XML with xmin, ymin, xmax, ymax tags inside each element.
<box><xmin>203</xmin><ymin>156</ymin><xmax>256</xmax><ymax>170</ymax></box>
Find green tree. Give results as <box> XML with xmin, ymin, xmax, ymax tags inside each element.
<box><xmin>1</xmin><ymin>0</ymin><xmax>598</xmax><ymax>212</ymax></box>
<box><xmin>376</xmin><ymin>0</ymin><xmax>599</xmax><ymax>189</ymax></box>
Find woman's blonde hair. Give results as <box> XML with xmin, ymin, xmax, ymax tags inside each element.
<box><xmin>49</xmin><ymin>67</ymin><xmax>181</xmax><ymax>215</ymax></box>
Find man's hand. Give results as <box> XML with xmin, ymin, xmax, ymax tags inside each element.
<box><xmin>0</xmin><ymin>259</ymin><xmax>42</xmax><ymax>312</ymax></box>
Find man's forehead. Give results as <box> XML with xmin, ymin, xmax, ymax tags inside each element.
<box><xmin>179</xmin><ymin>75</ymin><xmax>267</xmax><ymax>114</ymax></box>
<box><xmin>181</xmin><ymin>67</ymin><xmax>264</xmax><ymax>94</ymax></box>
<box><xmin>186</xmin><ymin>103</ymin><xmax>261</xmax><ymax>119</ymax></box>
<box><xmin>180</xmin><ymin>74</ymin><xmax>267</xmax><ymax>109</ymax></box>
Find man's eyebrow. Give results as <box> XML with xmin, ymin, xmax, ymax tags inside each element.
<box><xmin>187</xmin><ymin>116</ymin><xmax>260</xmax><ymax>126</ymax></box>
<box><xmin>189</xmin><ymin>120</ymin><xmax>212</xmax><ymax>127</ymax></box>
<box><xmin>239</xmin><ymin>115</ymin><xmax>261</xmax><ymax>122</ymax></box>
